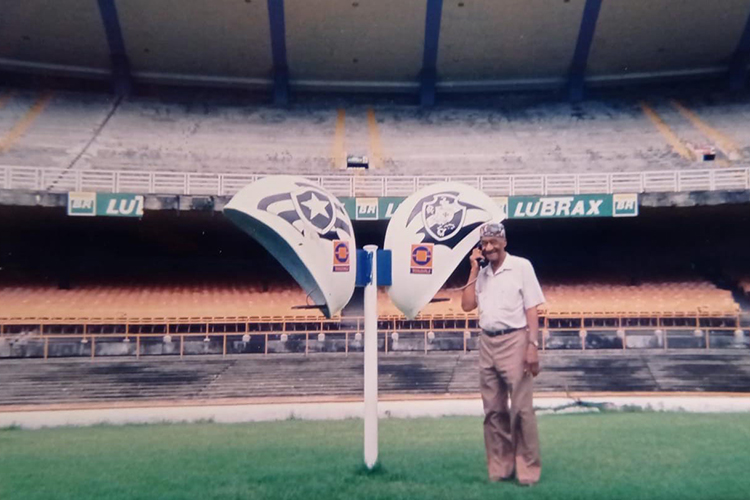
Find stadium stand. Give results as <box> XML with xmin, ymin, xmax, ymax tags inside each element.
<box><xmin>541</xmin><ymin>281</ymin><xmax>739</xmax><ymax>317</ymax></box>
<box><xmin>665</xmin><ymin>96</ymin><xmax>750</xmax><ymax>159</ymax></box>
<box><xmin>0</xmin><ymin>278</ymin><xmax>736</xmax><ymax>326</ymax></box>
<box><xmin>378</xmin><ymin>281</ymin><xmax>740</xmax><ymax>319</ymax></box>
<box><xmin>0</xmin><ymin>90</ymin><xmax>114</xmax><ymax>169</ymax></box>
<box><xmin>0</xmin><ymin>281</ymin><xmax>319</xmax><ymax>322</ymax></box>
<box><xmin>1</xmin><ymin>89</ymin><xmax>749</xmax><ymax>179</ymax></box>
<box><xmin>3</xmin><ymin>351</ymin><xmax>750</xmax><ymax>407</ymax></box>
<box><xmin>0</xmin><ymin>0</ymin><xmax>748</xmax><ymax>379</ymax></box>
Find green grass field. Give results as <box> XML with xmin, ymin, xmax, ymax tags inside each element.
<box><xmin>2</xmin><ymin>413</ymin><xmax>749</xmax><ymax>500</ymax></box>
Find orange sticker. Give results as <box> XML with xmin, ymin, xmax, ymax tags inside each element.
<box><xmin>410</xmin><ymin>243</ymin><xmax>433</xmax><ymax>275</ymax></box>
<box><xmin>333</xmin><ymin>240</ymin><xmax>350</xmax><ymax>272</ymax></box>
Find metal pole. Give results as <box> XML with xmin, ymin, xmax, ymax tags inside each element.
<box><xmin>363</xmin><ymin>244</ymin><xmax>379</xmax><ymax>470</ymax></box>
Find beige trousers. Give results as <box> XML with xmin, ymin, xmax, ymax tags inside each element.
<box><xmin>479</xmin><ymin>328</ymin><xmax>541</xmax><ymax>484</ymax></box>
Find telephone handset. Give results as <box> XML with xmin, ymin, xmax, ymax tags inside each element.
<box><xmin>475</xmin><ymin>243</ymin><xmax>489</xmax><ymax>268</ymax></box>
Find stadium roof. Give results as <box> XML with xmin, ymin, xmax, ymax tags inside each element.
<box><xmin>1</xmin><ymin>0</ymin><xmax>750</xmax><ymax>104</ymax></box>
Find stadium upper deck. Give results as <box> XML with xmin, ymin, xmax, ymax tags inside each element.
<box><xmin>1</xmin><ymin>89</ymin><xmax>750</xmax><ymax>182</ymax></box>
<box><xmin>2</xmin><ymin>0</ymin><xmax>750</xmax><ymax>195</ymax></box>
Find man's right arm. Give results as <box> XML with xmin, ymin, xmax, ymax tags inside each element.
<box><xmin>461</xmin><ymin>248</ymin><xmax>482</xmax><ymax>311</ymax></box>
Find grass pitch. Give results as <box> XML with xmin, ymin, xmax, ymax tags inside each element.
<box><xmin>2</xmin><ymin>413</ymin><xmax>749</xmax><ymax>500</ymax></box>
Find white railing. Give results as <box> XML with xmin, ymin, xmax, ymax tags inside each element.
<box><xmin>1</xmin><ymin>166</ymin><xmax>748</xmax><ymax>198</ymax></box>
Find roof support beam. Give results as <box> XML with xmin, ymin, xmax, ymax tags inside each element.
<box><xmin>96</xmin><ymin>0</ymin><xmax>132</xmax><ymax>96</ymax></box>
<box><xmin>729</xmin><ymin>9</ymin><xmax>750</xmax><ymax>91</ymax></box>
<box><xmin>568</xmin><ymin>0</ymin><xmax>602</xmax><ymax>102</ymax></box>
<box><xmin>267</xmin><ymin>0</ymin><xmax>290</xmax><ymax>105</ymax></box>
<box><xmin>420</xmin><ymin>0</ymin><xmax>444</xmax><ymax>107</ymax></box>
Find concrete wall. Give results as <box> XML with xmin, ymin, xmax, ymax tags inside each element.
<box><xmin>285</xmin><ymin>0</ymin><xmax>425</xmax><ymax>85</ymax></box>
<box><xmin>117</xmin><ymin>0</ymin><xmax>273</xmax><ymax>81</ymax></box>
<box><xmin>0</xmin><ymin>1</ymin><xmax>110</xmax><ymax>72</ymax></box>
<box><xmin>588</xmin><ymin>0</ymin><xmax>750</xmax><ymax>78</ymax></box>
<box><xmin>437</xmin><ymin>0</ymin><xmax>586</xmax><ymax>83</ymax></box>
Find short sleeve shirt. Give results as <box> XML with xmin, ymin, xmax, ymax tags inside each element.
<box><xmin>475</xmin><ymin>253</ymin><xmax>545</xmax><ymax>331</ymax></box>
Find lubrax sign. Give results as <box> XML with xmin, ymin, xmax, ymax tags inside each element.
<box><xmin>68</xmin><ymin>192</ymin><xmax>637</xmax><ymax>220</ymax></box>
<box><xmin>341</xmin><ymin>194</ymin><xmax>637</xmax><ymax>220</ymax></box>
<box><xmin>68</xmin><ymin>192</ymin><xmax>144</xmax><ymax>217</ymax></box>
<box><xmin>500</xmin><ymin>194</ymin><xmax>638</xmax><ymax>219</ymax></box>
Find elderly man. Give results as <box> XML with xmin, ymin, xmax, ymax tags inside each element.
<box><xmin>461</xmin><ymin>222</ymin><xmax>545</xmax><ymax>486</ymax></box>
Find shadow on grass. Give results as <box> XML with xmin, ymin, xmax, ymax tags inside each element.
<box><xmin>354</xmin><ymin>462</ymin><xmax>386</xmax><ymax>476</ymax></box>
<box><xmin>353</xmin><ymin>462</ymin><xmax>409</xmax><ymax>483</ymax></box>
<box><xmin>537</xmin><ymin>401</ymin><xmax>672</xmax><ymax>415</ymax></box>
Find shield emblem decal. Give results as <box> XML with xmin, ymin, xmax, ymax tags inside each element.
<box><xmin>421</xmin><ymin>193</ymin><xmax>467</xmax><ymax>242</ymax></box>
<box><xmin>223</xmin><ymin>175</ymin><xmax>357</xmax><ymax>318</ymax></box>
<box><xmin>292</xmin><ymin>188</ymin><xmax>336</xmax><ymax>235</ymax></box>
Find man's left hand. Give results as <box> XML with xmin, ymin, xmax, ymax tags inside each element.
<box><xmin>523</xmin><ymin>344</ymin><xmax>540</xmax><ymax>377</ymax></box>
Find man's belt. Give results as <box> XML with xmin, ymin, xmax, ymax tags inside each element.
<box><xmin>482</xmin><ymin>327</ymin><xmax>519</xmax><ymax>337</ymax></box>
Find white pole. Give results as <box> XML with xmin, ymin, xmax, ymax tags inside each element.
<box><xmin>363</xmin><ymin>244</ymin><xmax>379</xmax><ymax>469</ymax></box>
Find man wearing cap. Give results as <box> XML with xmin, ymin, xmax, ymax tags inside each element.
<box><xmin>461</xmin><ymin>222</ymin><xmax>545</xmax><ymax>486</ymax></box>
